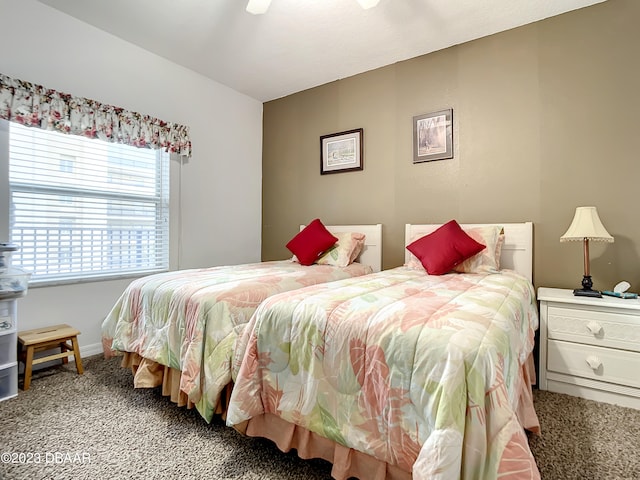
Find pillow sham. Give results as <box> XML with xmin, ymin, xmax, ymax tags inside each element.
<box><xmin>315</xmin><ymin>232</ymin><xmax>366</xmax><ymax>267</ymax></box>
<box><xmin>405</xmin><ymin>220</ymin><xmax>486</xmax><ymax>275</ymax></box>
<box><xmin>453</xmin><ymin>225</ymin><xmax>504</xmax><ymax>274</ymax></box>
<box><xmin>286</xmin><ymin>219</ymin><xmax>338</xmax><ymax>266</ymax></box>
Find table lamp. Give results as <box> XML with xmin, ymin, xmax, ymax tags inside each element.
<box><xmin>560</xmin><ymin>206</ymin><xmax>613</xmax><ymax>297</ymax></box>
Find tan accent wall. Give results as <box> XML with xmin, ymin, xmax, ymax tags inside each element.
<box><xmin>262</xmin><ymin>0</ymin><xmax>640</xmax><ymax>292</ymax></box>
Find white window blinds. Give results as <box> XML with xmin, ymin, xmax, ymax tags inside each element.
<box><xmin>8</xmin><ymin>122</ymin><xmax>169</xmax><ymax>284</ymax></box>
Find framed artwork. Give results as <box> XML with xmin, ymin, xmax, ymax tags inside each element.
<box><xmin>412</xmin><ymin>109</ymin><xmax>453</xmax><ymax>163</ymax></box>
<box><xmin>320</xmin><ymin>128</ymin><xmax>363</xmax><ymax>175</ymax></box>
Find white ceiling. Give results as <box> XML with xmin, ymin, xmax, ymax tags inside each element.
<box><xmin>37</xmin><ymin>0</ymin><xmax>606</xmax><ymax>103</ymax></box>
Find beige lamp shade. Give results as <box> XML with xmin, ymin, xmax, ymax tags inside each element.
<box><xmin>560</xmin><ymin>206</ymin><xmax>614</xmax><ymax>243</ymax></box>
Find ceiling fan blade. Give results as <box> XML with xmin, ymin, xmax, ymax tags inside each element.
<box><xmin>246</xmin><ymin>0</ymin><xmax>272</xmax><ymax>15</ymax></box>
<box><xmin>356</xmin><ymin>0</ymin><xmax>381</xmax><ymax>9</ymax></box>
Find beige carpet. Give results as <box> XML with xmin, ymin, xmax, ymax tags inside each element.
<box><xmin>0</xmin><ymin>355</ymin><xmax>638</xmax><ymax>480</ymax></box>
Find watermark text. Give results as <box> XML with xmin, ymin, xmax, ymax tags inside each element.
<box><xmin>1</xmin><ymin>451</ymin><xmax>91</xmax><ymax>464</ymax></box>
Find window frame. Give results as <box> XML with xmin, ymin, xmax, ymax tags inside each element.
<box><xmin>1</xmin><ymin>119</ymin><xmax>171</xmax><ymax>287</ymax></box>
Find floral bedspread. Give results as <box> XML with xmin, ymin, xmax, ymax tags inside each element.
<box><xmin>101</xmin><ymin>260</ymin><xmax>372</xmax><ymax>421</ymax></box>
<box><xmin>227</xmin><ymin>267</ymin><xmax>540</xmax><ymax>479</ymax></box>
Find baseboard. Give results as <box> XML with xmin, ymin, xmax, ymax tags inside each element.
<box><xmin>80</xmin><ymin>342</ymin><xmax>104</xmax><ymax>359</ymax></box>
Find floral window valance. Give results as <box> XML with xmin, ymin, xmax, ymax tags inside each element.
<box><xmin>0</xmin><ymin>73</ymin><xmax>191</xmax><ymax>158</ymax></box>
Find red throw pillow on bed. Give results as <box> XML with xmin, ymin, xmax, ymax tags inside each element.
<box><xmin>286</xmin><ymin>219</ymin><xmax>339</xmax><ymax>266</ymax></box>
<box><xmin>406</xmin><ymin>220</ymin><xmax>486</xmax><ymax>275</ymax></box>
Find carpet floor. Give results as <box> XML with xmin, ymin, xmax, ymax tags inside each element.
<box><xmin>0</xmin><ymin>355</ymin><xmax>638</xmax><ymax>480</ymax></box>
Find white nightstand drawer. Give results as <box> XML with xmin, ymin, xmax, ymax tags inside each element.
<box><xmin>547</xmin><ymin>305</ymin><xmax>640</xmax><ymax>352</ymax></box>
<box><xmin>548</xmin><ymin>339</ymin><xmax>640</xmax><ymax>389</ymax></box>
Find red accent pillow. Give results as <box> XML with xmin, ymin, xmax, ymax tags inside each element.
<box><xmin>406</xmin><ymin>220</ymin><xmax>486</xmax><ymax>275</ymax></box>
<box><xmin>286</xmin><ymin>219</ymin><xmax>339</xmax><ymax>266</ymax></box>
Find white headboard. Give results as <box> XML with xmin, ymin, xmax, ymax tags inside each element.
<box><xmin>301</xmin><ymin>224</ymin><xmax>383</xmax><ymax>273</ymax></box>
<box><xmin>404</xmin><ymin>223</ymin><xmax>533</xmax><ymax>281</ymax></box>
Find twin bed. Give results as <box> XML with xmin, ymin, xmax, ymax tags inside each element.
<box><xmin>101</xmin><ymin>224</ymin><xmax>383</xmax><ymax>420</ymax></box>
<box><xmin>102</xmin><ymin>222</ymin><xmax>540</xmax><ymax>480</ymax></box>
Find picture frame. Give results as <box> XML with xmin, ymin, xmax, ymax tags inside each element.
<box><xmin>320</xmin><ymin>128</ymin><xmax>363</xmax><ymax>175</ymax></box>
<box><xmin>412</xmin><ymin>109</ymin><xmax>453</xmax><ymax>163</ymax></box>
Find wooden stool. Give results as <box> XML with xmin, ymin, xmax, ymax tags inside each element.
<box><xmin>18</xmin><ymin>324</ymin><xmax>84</xmax><ymax>390</ymax></box>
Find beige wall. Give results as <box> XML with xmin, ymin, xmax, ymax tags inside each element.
<box><xmin>262</xmin><ymin>0</ymin><xmax>640</xmax><ymax>292</ymax></box>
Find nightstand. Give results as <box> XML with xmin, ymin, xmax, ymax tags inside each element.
<box><xmin>537</xmin><ymin>287</ymin><xmax>640</xmax><ymax>410</ymax></box>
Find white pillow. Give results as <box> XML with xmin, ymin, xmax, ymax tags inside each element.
<box><xmin>453</xmin><ymin>226</ymin><xmax>504</xmax><ymax>274</ymax></box>
<box><xmin>315</xmin><ymin>232</ymin><xmax>366</xmax><ymax>267</ymax></box>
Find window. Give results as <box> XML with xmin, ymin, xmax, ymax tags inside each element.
<box><xmin>6</xmin><ymin>121</ymin><xmax>170</xmax><ymax>285</ymax></box>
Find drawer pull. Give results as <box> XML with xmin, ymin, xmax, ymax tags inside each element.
<box><xmin>586</xmin><ymin>321</ymin><xmax>603</xmax><ymax>335</ymax></box>
<box><xmin>585</xmin><ymin>355</ymin><xmax>602</xmax><ymax>370</ymax></box>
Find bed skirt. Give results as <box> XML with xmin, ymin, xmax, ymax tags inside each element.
<box><xmin>113</xmin><ymin>351</ymin><xmax>539</xmax><ymax>478</ymax></box>
<box><xmin>234</xmin><ymin>413</ymin><xmax>411</xmax><ymax>480</ymax></box>
<box><xmin>232</xmin><ymin>354</ymin><xmax>541</xmax><ymax>480</ymax></box>
<box><xmin>519</xmin><ymin>354</ymin><xmax>541</xmax><ymax>434</ymax></box>
<box><xmin>118</xmin><ymin>352</ymin><xmax>232</xmax><ymax>419</ymax></box>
